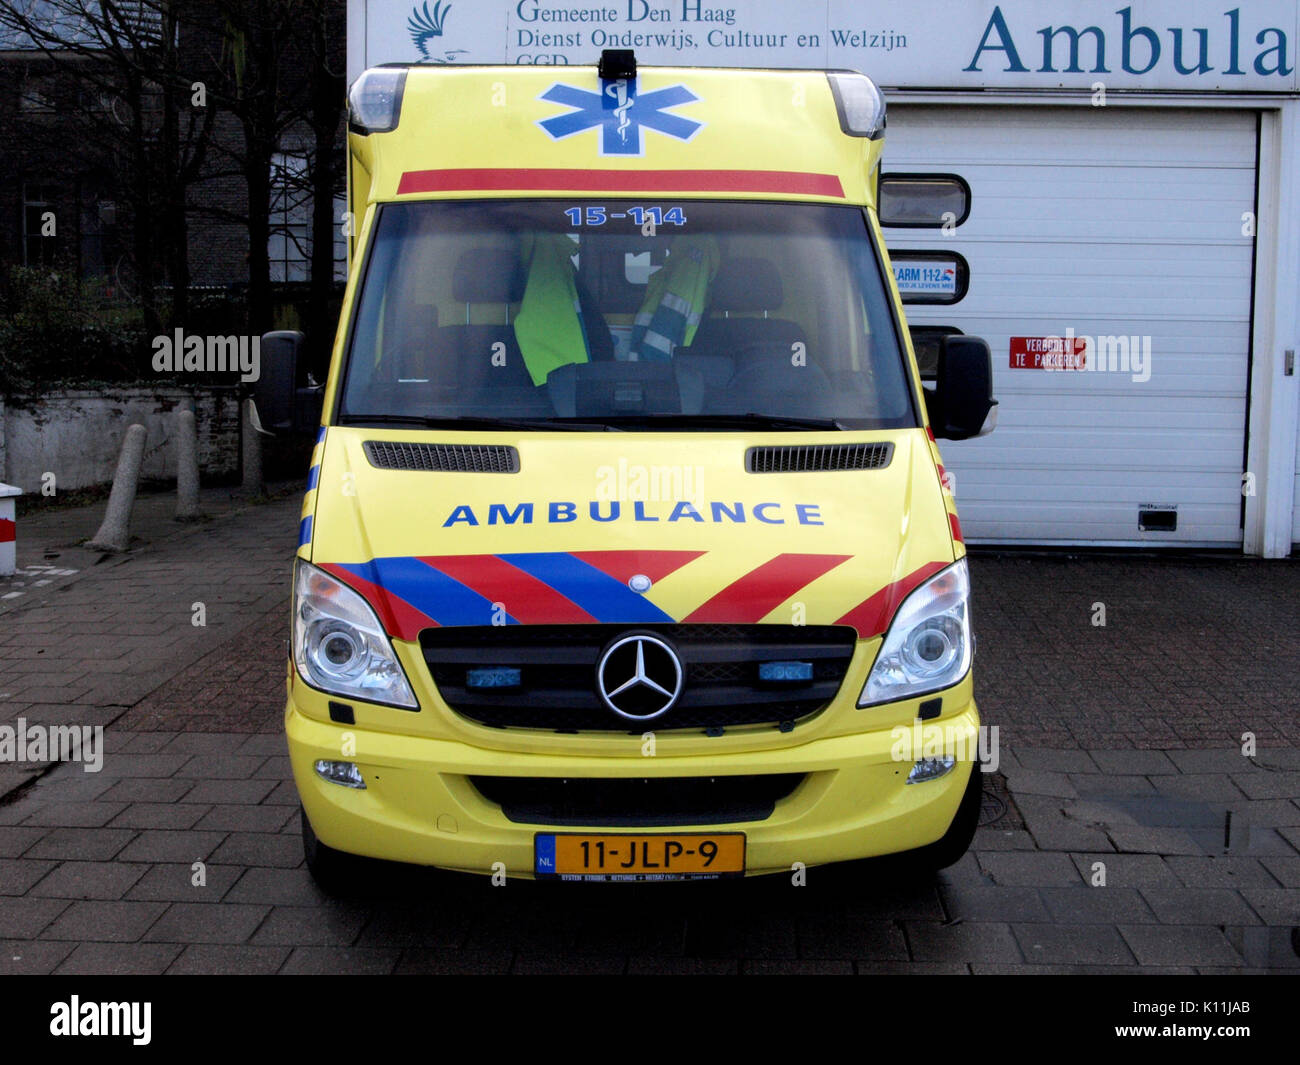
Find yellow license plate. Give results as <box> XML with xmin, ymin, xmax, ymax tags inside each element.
<box><xmin>535</xmin><ymin>833</ymin><xmax>746</xmax><ymax>880</ymax></box>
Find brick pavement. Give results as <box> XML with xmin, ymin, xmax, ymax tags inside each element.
<box><xmin>0</xmin><ymin>491</ymin><xmax>1297</xmax><ymax>973</ymax></box>
<box><xmin>0</xmin><ymin>487</ymin><xmax>298</xmax><ymax>796</ymax></box>
<box><xmin>105</xmin><ymin>550</ymin><xmax>1300</xmax><ymax>749</ymax></box>
<box><xmin>975</xmin><ymin>554</ymin><xmax>1299</xmax><ymax>750</ymax></box>
<box><xmin>1</xmin><ymin>484</ymin><xmax>293</xmax><ymax>617</ymax></box>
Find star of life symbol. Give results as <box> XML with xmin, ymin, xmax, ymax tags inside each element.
<box><xmin>537</xmin><ymin>79</ymin><xmax>703</xmax><ymax>156</ymax></box>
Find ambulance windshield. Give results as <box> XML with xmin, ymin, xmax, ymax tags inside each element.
<box><xmin>338</xmin><ymin>199</ymin><xmax>916</xmax><ymax>430</ymax></box>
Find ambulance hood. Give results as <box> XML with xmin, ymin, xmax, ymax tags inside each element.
<box><xmin>302</xmin><ymin>427</ymin><xmax>957</xmax><ymax>642</ymax></box>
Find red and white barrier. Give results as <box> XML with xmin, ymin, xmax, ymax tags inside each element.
<box><xmin>0</xmin><ymin>483</ymin><xmax>19</xmax><ymax>577</ymax></box>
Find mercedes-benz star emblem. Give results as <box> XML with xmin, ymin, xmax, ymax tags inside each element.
<box><xmin>596</xmin><ymin>634</ymin><xmax>684</xmax><ymax>721</ymax></box>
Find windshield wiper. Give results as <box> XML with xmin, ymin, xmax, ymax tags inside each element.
<box><xmin>336</xmin><ymin>414</ymin><xmax>619</xmax><ymax>432</ymax></box>
<box><xmin>594</xmin><ymin>413</ymin><xmax>850</xmax><ymax>431</ymax></box>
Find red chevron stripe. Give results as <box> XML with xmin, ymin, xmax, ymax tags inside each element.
<box><xmin>835</xmin><ymin>561</ymin><xmax>949</xmax><ymax>638</ymax></box>
<box><xmin>419</xmin><ymin>554</ymin><xmax>596</xmax><ymax>625</ymax></box>
<box><xmin>683</xmin><ymin>553</ymin><xmax>852</xmax><ymax>625</ymax></box>
<box><xmin>319</xmin><ymin>563</ymin><xmax>438</xmax><ymax>641</ymax></box>
<box><xmin>569</xmin><ymin>549</ymin><xmax>704</xmax><ymax>588</ymax></box>
<box><xmin>949</xmin><ymin>512</ymin><xmax>963</xmax><ymax>543</ymax></box>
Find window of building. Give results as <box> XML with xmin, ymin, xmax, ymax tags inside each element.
<box><xmin>19</xmin><ymin>75</ymin><xmax>57</xmax><ymax>113</ymax></box>
<box><xmin>269</xmin><ymin>151</ymin><xmax>348</xmax><ymax>284</ymax></box>
<box><xmin>22</xmin><ymin>183</ymin><xmax>60</xmax><ymax>266</ymax></box>
<box><xmin>269</xmin><ymin>152</ymin><xmax>311</xmax><ymax>283</ymax></box>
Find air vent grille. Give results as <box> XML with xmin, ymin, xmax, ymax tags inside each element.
<box><xmin>746</xmin><ymin>442</ymin><xmax>893</xmax><ymax>473</ymax></box>
<box><xmin>363</xmin><ymin>441</ymin><xmax>519</xmax><ymax>473</ymax></box>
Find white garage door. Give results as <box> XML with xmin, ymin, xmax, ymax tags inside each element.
<box><xmin>885</xmin><ymin>106</ymin><xmax>1256</xmax><ymax>546</ymax></box>
<box><xmin>1293</xmin><ymin>414</ymin><xmax>1300</xmax><ymax>548</ymax></box>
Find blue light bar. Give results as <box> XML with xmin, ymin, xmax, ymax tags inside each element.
<box><xmin>467</xmin><ymin>668</ymin><xmax>522</xmax><ymax>689</ymax></box>
<box><xmin>758</xmin><ymin>661</ymin><xmax>814</xmax><ymax>683</ymax></box>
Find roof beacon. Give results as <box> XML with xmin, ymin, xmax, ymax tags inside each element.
<box><xmin>826</xmin><ymin>71</ymin><xmax>886</xmax><ymax>140</ymax></box>
<box><xmin>598</xmin><ymin>49</ymin><xmax>637</xmax><ymax>81</ymax></box>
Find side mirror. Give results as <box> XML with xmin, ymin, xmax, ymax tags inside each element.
<box><xmin>254</xmin><ymin>330</ymin><xmax>302</xmax><ymax>433</ymax></box>
<box><xmin>930</xmin><ymin>334</ymin><xmax>998</xmax><ymax>440</ymax></box>
<box><xmin>910</xmin><ymin>324</ymin><xmax>963</xmax><ymax>382</ymax></box>
<box><xmin>254</xmin><ymin>330</ymin><xmax>323</xmax><ymax>434</ymax></box>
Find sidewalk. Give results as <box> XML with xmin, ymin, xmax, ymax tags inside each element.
<box><xmin>2</xmin><ymin>483</ymin><xmax>299</xmax><ymax>617</ymax></box>
<box><xmin>0</xmin><ymin>492</ymin><xmax>1297</xmax><ymax>973</ymax></box>
<box><xmin>0</xmin><ymin>485</ymin><xmax>300</xmax><ymax>796</ymax></box>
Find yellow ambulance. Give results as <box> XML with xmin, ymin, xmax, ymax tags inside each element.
<box><xmin>265</xmin><ymin>51</ymin><xmax>998</xmax><ymax>887</ymax></box>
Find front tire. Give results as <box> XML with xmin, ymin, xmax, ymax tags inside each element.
<box><xmin>898</xmin><ymin>760</ymin><xmax>983</xmax><ymax>873</ymax></box>
<box><xmin>301</xmin><ymin>805</ymin><xmax>368</xmax><ymax>894</ymax></box>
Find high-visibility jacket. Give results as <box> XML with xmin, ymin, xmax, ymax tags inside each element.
<box><xmin>514</xmin><ymin>233</ymin><xmax>592</xmax><ymax>386</ymax></box>
<box><xmin>629</xmin><ymin>234</ymin><xmax>720</xmax><ymax>361</ymax></box>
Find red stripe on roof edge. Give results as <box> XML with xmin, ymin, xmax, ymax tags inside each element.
<box><xmin>397</xmin><ymin>168</ymin><xmax>845</xmax><ymax>198</ymax></box>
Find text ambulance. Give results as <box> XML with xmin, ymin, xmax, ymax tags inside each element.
<box><xmin>262</xmin><ymin>51</ymin><xmax>999</xmax><ymax>886</ymax></box>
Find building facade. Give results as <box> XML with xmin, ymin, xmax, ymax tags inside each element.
<box><xmin>352</xmin><ymin>0</ymin><xmax>1300</xmax><ymax>558</ymax></box>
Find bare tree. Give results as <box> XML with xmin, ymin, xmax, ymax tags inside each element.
<box><xmin>4</xmin><ymin>0</ymin><xmax>347</xmax><ymax>349</ymax></box>
<box><xmin>303</xmin><ymin>0</ymin><xmax>345</xmax><ymax>377</ymax></box>
<box><xmin>0</xmin><ymin>0</ymin><xmax>216</xmax><ymax>332</ymax></box>
<box><xmin>189</xmin><ymin>0</ymin><xmax>304</xmax><ymax>335</ymax></box>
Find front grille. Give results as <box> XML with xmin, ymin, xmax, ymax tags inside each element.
<box><xmin>422</xmin><ymin>624</ymin><xmax>858</xmax><ymax>732</ymax></box>
<box><xmin>746</xmin><ymin>442</ymin><xmax>893</xmax><ymax>473</ymax></box>
<box><xmin>363</xmin><ymin>441</ymin><xmax>520</xmax><ymax>473</ymax></box>
<box><xmin>471</xmin><ymin>774</ymin><xmax>805</xmax><ymax>826</ymax></box>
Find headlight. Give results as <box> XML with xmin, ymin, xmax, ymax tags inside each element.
<box><xmin>292</xmin><ymin>560</ymin><xmax>418</xmax><ymax>709</ymax></box>
<box><xmin>858</xmin><ymin>559</ymin><xmax>971</xmax><ymax>707</ymax></box>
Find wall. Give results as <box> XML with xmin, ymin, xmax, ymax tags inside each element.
<box><xmin>0</xmin><ymin>387</ymin><xmax>240</xmax><ymax>493</ymax></box>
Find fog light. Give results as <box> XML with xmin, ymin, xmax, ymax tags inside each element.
<box><xmin>314</xmin><ymin>760</ymin><xmax>366</xmax><ymax>789</ymax></box>
<box><xmin>906</xmin><ymin>756</ymin><xmax>956</xmax><ymax>784</ymax></box>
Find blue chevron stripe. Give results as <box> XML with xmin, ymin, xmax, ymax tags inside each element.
<box><xmin>338</xmin><ymin>556</ymin><xmax>518</xmax><ymax>627</ymax></box>
<box><xmin>496</xmin><ymin>552</ymin><xmax>673</xmax><ymax>624</ymax></box>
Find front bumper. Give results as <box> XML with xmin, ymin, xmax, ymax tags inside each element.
<box><xmin>286</xmin><ymin>694</ymin><xmax>981</xmax><ymax>879</ymax></box>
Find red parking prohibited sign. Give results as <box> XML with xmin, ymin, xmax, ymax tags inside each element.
<box><xmin>1009</xmin><ymin>336</ymin><xmax>1088</xmax><ymax>370</ymax></box>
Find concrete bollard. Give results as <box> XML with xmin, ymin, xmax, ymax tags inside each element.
<box><xmin>175</xmin><ymin>408</ymin><xmax>201</xmax><ymax>521</ymax></box>
<box><xmin>242</xmin><ymin>398</ymin><xmax>265</xmax><ymax>497</ymax></box>
<box><xmin>0</xmin><ymin>482</ymin><xmax>21</xmax><ymax>577</ymax></box>
<box><xmin>88</xmin><ymin>423</ymin><xmax>148</xmax><ymax>552</ymax></box>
